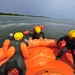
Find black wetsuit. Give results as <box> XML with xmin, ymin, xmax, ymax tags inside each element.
<box><xmin>0</xmin><ymin>40</ymin><xmax>28</xmax><ymax>75</ymax></box>
<box><xmin>56</xmin><ymin>35</ymin><xmax>75</xmax><ymax>69</ymax></box>
<box><xmin>32</xmin><ymin>30</ymin><xmax>45</xmax><ymax>39</ymax></box>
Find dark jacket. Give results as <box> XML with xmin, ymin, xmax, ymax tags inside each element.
<box><xmin>32</xmin><ymin>30</ymin><xmax>45</xmax><ymax>39</ymax></box>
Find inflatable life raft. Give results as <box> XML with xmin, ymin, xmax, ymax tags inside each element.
<box><xmin>0</xmin><ymin>39</ymin><xmax>74</xmax><ymax>75</ymax></box>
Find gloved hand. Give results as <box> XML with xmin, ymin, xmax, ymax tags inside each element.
<box><xmin>0</xmin><ymin>39</ymin><xmax>15</xmax><ymax>65</ymax></box>
<box><xmin>29</xmin><ymin>39</ymin><xmax>33</xmax><ymax>43</ymax></box>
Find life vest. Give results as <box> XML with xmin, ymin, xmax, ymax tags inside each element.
<box><xmin>0</xmin><ymin>39</ymin><xmax>15</xmax><ymax>66</ymax></box>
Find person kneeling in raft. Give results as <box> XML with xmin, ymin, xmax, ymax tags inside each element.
<box><xmin>0</xmin><ymin>32</ymin><xmax>29</xmax><ymax>75</ymax></box>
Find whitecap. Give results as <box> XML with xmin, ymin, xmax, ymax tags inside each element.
<box><xmin>6</xmin><ymin>20</ymin><xmax>13</xmax><ymax>22</ymax></box>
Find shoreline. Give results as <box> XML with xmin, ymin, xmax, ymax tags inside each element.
<box><xmin>0</xmin><ymin>15</ymin><xmax>49</xmax><ymax>18</ymax></box>
<box><xmin>0</xmin><ymin>12</ymin><xmax>49</xmax><ymax>18</ymax></box>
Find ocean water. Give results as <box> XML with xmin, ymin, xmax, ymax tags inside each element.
<box><xmin>0</xmin><ymin>16</ymin><xmax>75</xmax><ymax>46</ymax></box>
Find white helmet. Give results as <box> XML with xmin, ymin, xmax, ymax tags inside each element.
<box><xmin>9</xmin><ymin>33</ymin><xmax>13</xmax><ymax>37</ymax></box>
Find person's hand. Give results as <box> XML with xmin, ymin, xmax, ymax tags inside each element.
<box><xmin>44</xmin><ymin>38</ymin><xmax>47</xmax><ymax>41</ymax></box>
<box><xmin>39</xmin><ymin>37</ymin><xmax>43</xmax><ymax>39</ymax></box>
<box><xmin>28</xmin><ymin>38</ymin><xmax>33</xmax><ymax>43</ymax></box>
<box><xmin>24</xmin><ymin>39</ymin><xmax>27</xmax><ymax>41</ymax></box>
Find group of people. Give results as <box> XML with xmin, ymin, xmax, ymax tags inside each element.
<box><xmin>8</xmin><ymin>25</ymin><xmax>45</xmax><ymax>41</ymax></box>
<box><xmin>23</xmin><ymin>25</ymin><xmax>45</xmax><ymax>40</ymax></box>
<box><xmin>0</xmin><ymin>25</ymin><xmax>46</xmax><ymax>75</ymax></box>
<box><xmin>0</xmin><ymin>24</ymin><xmax>75</xmax><ymax>74</ymax></box>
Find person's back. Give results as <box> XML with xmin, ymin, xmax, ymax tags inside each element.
<box><xmin>8</xmin><ymin>40</ymin><xmax>24</xmax><ymax>61</ymax></box>
<box><xmin>0</xmin><ymin>32</ymin><xmax>27</xmax><ymax>75</ymax></box>
<box><xmin>7</xmin><ymin>40</ymin><xmax>26</xmax><ymax>75</ymax></box>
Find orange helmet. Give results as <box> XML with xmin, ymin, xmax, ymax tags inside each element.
<box><xmin>23</xmin><ymin>30</ymin><xmax>30</xmax><ymax>35</ymax></box>
<box><xmin>34</xmin><ymin>26</ymin><xmax>41</xmax><ymax>34</ymax></box>
<box><xmin>39</xmin><ymin>25</ymin><xmax>44</xmax><ymax>30</ymax></box>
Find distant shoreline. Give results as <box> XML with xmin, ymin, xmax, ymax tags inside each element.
<box><xmin>0</xmin><ymin>12</ymin><xmax>49</xmax><ymax>18</ymax></box>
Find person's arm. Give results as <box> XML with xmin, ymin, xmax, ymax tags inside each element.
<box><xmin>57</xmin><ymin>36</ymin><xmax>67</xmax><ymax>45</ymax></box>
<box><xmin>20</xmin><ymin>42</ymin><xmax>29</xmax><ymax>59</ymax></box>
<box><xmin>41</xmin><ymin>31</ymin><xmax>45</xmax><ymax>39</ymax></box>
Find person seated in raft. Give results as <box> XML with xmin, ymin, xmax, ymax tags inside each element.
<box><xmin>29</xmin><ymin>25</ymin><xmax>45</xmax><ymax>39</ymax></box>
<box><xmin>0</xmin><ymin>32</ymin><xmax>29</xmax><ymax>75</ymax></box>
<box><xmin>56</xmin><ymin>30</ymin><xmax>75</xmax><ymax>72</ymax></box>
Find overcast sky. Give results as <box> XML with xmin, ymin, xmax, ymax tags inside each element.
<box><xmin>0</xmin><ymin>0</ymin><xmax>75</xmax><ymax>19</ymax></box>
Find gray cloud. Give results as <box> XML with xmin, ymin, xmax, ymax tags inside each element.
<box><xmin>0</xmin><ymin>0</ymin><xmax>75</xmax><ymax>19</ymax></box>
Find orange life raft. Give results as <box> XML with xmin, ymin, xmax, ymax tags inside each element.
<box><xmin>0</xmin><ymin>39</ymin><xmax>74</xmax><ymax>75</ymax></box>
<box><xmin>24</xmin><ymin>39</ymin><xmax>74</xmax><ymax>75</ymax></box>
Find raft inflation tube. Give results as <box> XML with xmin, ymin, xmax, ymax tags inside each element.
<box><xmin>25</xmin><ymin>39</ymin><xmax>74</xmax><ymax>75</ymax></box>
<box><xmin>0</xmin><ymin>39</ymin><xmax>15</xmax><ymax>66</ymax></box>
<box><xmin>0</xmin><ymin>39</ymin><xmax>74</xmax><ymax>75</ymax></box>
<box><xmin>0</xmin><ymin>39</ymin><xmax>16</xmax><ymax>75</ymax></box>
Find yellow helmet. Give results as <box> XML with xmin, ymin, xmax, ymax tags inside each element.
<box><xmin>14</xmin><ymin>32</ymin><xmax>24</xmax><ymax>40</ymax></box>
<box><xmin>35</xmin><ymin>26</ymin><xmax>41</xmax><ymax>34</ymax></box>
<box><xmin>68</xmin><ymin>30</ymin><xmax>75</xmax><ymax>38</ymax></box>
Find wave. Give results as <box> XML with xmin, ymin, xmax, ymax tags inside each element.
<box><xmin>47</xmin><ymin>22</ymin><xmax>75</xmax><ymax>27</ymax></box>
<box><xmin>0</xmin><ymin>21</ymin><xmax>74</xmax><ymax>30</ymax></box>
<box><xmin>5</xmin><ymin>20</ymin><xmax>13</xmax><ymax>22</ymax></box>
<box><xmin>0</xmin><ymin>22</ymin><xmax>40</xmax><ymax>29</ymax></box>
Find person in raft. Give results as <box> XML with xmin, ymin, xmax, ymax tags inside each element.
<box><xmin>56</xmin><ymin>30</ymin><xmax>75</xmax><ymax>71</ymax></box>
<box><xmin>32</xmin><ymin>25</ymin><xmax>45</xmax><ymax>39</ymax></box>
<box><xmin>23</xmin><ymin>25</ymin><xmax>46</xmax><ymax>41</ymax></box>
<box><xmin>0</xmin><ymin>32</ymin><xmax>29</xmax><ymax>75</ymax></box>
